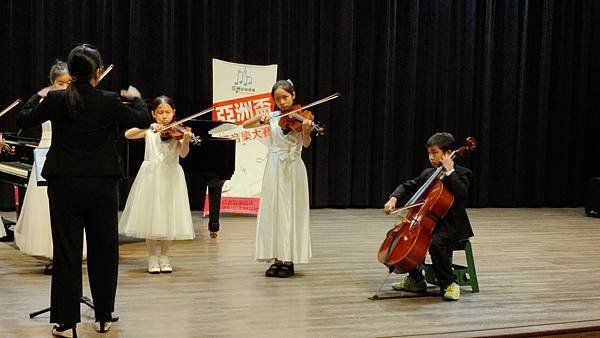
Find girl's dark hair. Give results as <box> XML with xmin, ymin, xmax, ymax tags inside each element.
<box><xmin>426</xmin><ymin>132</ymin><xmax>455</xmax><ymax>152</ymax></box>
<box><xmin>65</xmin><ymin>44</ymin><xmax>103</xmax><ymax>117</ymax></box>
<box><xmin>48</xmin><ymin>60</ymin><xmax>68</xmax><ymax>83</ymax></box>
<box><xmin>271</xmin><ymin>79</ymin><xmax>295</xmax><ymax>97</ymax></box>
<box><xmin>151</xmin><ymin>95</ymin><xmax>176</xmax><ymax>112</ymax></box>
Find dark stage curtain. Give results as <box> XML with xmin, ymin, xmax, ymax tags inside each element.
<box><xmin>0</xmin><ymin>0</ymin><xmax>598</xmax><ymax>208</ymax></box>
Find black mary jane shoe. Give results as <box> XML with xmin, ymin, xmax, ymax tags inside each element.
<box><xmin>276</xmin><ymin>262</ymin><xmax>294</xmax><ymax>278</ymax></box>
<box><xmin>52</xmin><ymin>323</ymin><xmax>77</xmax><ymax>338</ymax></box>
<box><xmin>265</xmin><ymin>261</ymin><xmax>283</xmax><ymax>277</ymax></box>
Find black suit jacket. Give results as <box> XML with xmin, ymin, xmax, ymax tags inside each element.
<box><xmin>389</xmin><ymin>164</ymin><xmax>474</xmax><ymax>241</ymax></box>
<box><xmin>17</xmin><ymin>83</ymin><xmax>150</xmax><ymax>178</ymax></box>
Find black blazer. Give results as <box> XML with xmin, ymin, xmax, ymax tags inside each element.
<box><xmin>16</xmin><ymin>93</ymin><xmax>44</xmax><ymax>139</ymax></box>
<box><xmin>389</xmin><ymin>164</ymin><xmax>474</xmax><ymax>241</ymax></box>
<box><xmin>17</xmin><ymin>83</ymin><xmax>150</xmax><ymax>178</ymax></box>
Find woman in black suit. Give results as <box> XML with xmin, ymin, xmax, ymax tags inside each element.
<box><xmin>17</xmin><ymin>44</ymin><xmax>150</xmax><ymax>337</ymax></box>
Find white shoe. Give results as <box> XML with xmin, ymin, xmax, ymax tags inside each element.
<box><xmin>159</xmin><ymin>256</ymin><xmax>172</xmax><ymax>273</ymax></box>
<box><xmin>95</xmin><ymin>320</ymin><xmax>112</xmax><ymax>333</ymax></box>
<box><xmin>391</xmin><ymin>276</ymin><xmax>427</xmax><ymax>292</ymax></box>
<box><xmin>443</xmin><ymin>282</ymin><xmax>461</xmax><ymax>301</ymax></box>
<box><xmin>148</xmin><ymin>256</ymin><xmax>160</xmax><ymax>274</ymax></box>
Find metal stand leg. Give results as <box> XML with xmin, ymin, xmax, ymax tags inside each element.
<box><xmin>29</xmin><ymin>296</ymin><xmax>95</xmax><ymax>319</ymax></box>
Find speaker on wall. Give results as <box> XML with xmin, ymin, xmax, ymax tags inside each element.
<box><xmin>585</xmin><ymin>178</ymin><xmax>600</xmax><ymax>218</ymax></box>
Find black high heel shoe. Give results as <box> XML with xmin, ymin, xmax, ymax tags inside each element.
<box><xmin>52</xmin><ymin>323</ymin><xmax>77</xmax><ymax>337</ymax></box>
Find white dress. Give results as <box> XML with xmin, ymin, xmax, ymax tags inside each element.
<box><xmin>119</xmin><ymin>131</ymin><xmax>195</xmax><ymax>240</ymax></box>
<box><xmin>254</xmin><ymin>116</ymin><xmax>311</xmax><ymax>263</ymax></box>
<box><xmin>14</xmin><ymin>121</ymin><xmax>87</xmax><ymax>258</ymax></box>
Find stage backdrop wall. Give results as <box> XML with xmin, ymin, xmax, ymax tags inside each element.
<box><xmin>0</xmin><ymin>0</ymin><xmax>599</xmax><ymax>208</ymax></box>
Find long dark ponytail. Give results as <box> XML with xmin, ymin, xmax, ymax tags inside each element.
<box><xmin>65</xmin><ymin>44</ymin><xmax>103</xmax><ymax>118</ymax></box>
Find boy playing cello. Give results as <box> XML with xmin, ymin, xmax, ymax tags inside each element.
<box><xmin>384</xmin><ymin>132</ymin><xmax>473</xmax><ymax>300</ymax></box>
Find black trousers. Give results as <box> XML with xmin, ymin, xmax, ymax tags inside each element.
<box><xmin>47</xmin><ymin>176</ymin><xmax>119</xmax><ymax>325</ymax></box>
<box><xmin>196</xmin><ymin>177</ymin><xmax>225</xmax><ymax>232</ymax></box>
<box><xmin>408</xmin><ymin>221</ymin><xmax>456</xmax><ymax>289</ymax></box>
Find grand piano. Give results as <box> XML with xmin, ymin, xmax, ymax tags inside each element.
<box><xmin>181</xmin><ymin>120</ymin><xmax>236</xmax><ymax>238</ymax></box>
<box><xmin>0</xmin><ymin>133</ymin><xmax>38</xmax><ymax>239</ymax></box>
<box><xmin>0</xmin><ymin>134</ymin><xmax>38</xmax><ymax>187</ymax></box>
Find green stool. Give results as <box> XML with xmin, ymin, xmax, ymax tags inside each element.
<box><xmin>423</xmin><ymin>239</ymin><xmax>479</xmax><ymax>292</ymax></box>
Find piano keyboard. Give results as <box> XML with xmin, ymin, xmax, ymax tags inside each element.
<box><xmin>0</xmin><ymin>162</ymin><xmax>32</xmax><ymax>179</ymax></box>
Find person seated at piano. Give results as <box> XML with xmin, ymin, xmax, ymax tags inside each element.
<box><xmin>383</xmin><ymin>132</ymin><xmax>474</xmax><ymax>301</ymax></box>
<box><xmin>119</xmin><ymin>95</ymin><xmax>195</xmax><ymax>274</ymax></box>
<box><xmin>243</xmin><ymin>79</ymin><xmax>314</xmax><ymax>278</ymax></box>
<box><xmin>14</xmin><ymin>60</ymin><xmax>88</xmax><ymax>274</ymax></box>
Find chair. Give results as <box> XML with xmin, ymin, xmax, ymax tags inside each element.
<box><xmin>423</xmin><ymin>239</ymin><xmax>479</xmax><ymax>292</ymax></box>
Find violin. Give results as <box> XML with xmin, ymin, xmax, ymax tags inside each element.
<box><xmin>153</xmin><ymin>106</ymin><xmax>214</xmax><ymax>145</ymax></box>
<box><xmin>158</xmin><ymin>123</ymin><xmax>201</xmax><ymax>145</ymax></box>
<box><xmin>278</xmin><ymin>104</ymin><xmax>325</xmax><ymax>135</ymax></box>
<box><xmin>273</xmin><ymin>93</ymin><xmax>341</xmax><ymax>135</ymax></box>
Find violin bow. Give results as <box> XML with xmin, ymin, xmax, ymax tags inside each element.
<box><xmin>0</xmin><ymin>98</ymin><xmax>22</xmax><ymax>119</ymax></box>
<box><xmin>156</xmin><ymin>106</ymin><xmax>215</xmax><ymax>133</ymax></box>
<box><xmin>272</xmin><ymin>92</ymin><xmax>341</xmax><ymax>121</ymax></box>
<box><xmin>97</xmin><ymin>64</ymin><xmax>114</xmax><ymax>83</ymax></box>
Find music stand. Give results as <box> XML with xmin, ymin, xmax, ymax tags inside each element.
<box><xmin>29</xmin><ymin>296</ymin><xmax>94</xmax><ymax>319</ymax></box>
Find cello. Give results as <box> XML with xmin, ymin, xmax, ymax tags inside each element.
<box><xmin>371</xmin><ymin>137</ymin><xmax>476</xmax><ymax>299</ymax></box>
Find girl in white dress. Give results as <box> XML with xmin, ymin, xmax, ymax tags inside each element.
<box><xmin>119</xmin><ymin>96</ymin><xmax>195</xmax><ymax>273</ymax></box>
<box><xmin>14</xmin><ymin>61</ymin><xmax>87</xmax><ymax>273</ymax></box>
<box><xmin>243</xmin><ymin>80</ymin><xmax>315</xmax><ymax>278</ymax></box>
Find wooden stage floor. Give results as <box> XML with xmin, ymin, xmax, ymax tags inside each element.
<box><xmin>1</xmin><ymin>208</ymin><xmax>600</xmax><ymax>337</ymax></box>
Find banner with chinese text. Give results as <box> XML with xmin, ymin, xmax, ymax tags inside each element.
<box><xmin>209</xmin><ymin>59</ymin><xmax>277</xmax><ymax>215</ymax></box>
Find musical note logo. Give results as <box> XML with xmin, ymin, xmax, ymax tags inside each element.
<box><xmin>234</xmin><ymin>67</ymin><xmax>253</xmax><ymax>86</ymax></box>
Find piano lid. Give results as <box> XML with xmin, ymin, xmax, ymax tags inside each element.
<box><xmin>185</xmin><ymin>120</ymin><xmax>237</xmax><ymax>138</ymax></box>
